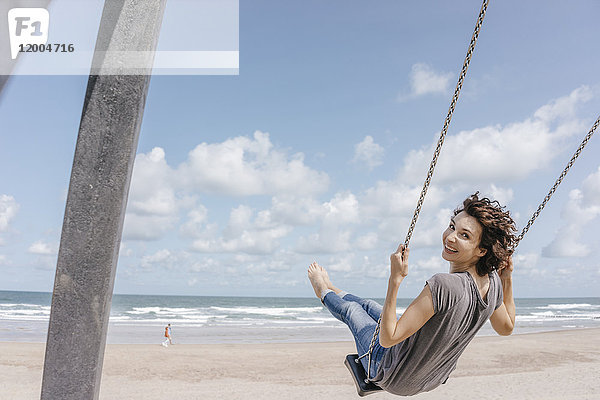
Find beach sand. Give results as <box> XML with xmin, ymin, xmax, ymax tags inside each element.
<box><xmin>1</xmin><ymin>328</ymin><xmax>599</xmax><ymax>400</ymax></box>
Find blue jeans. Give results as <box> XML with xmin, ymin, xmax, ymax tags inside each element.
<box><xmin>322</xmin><ymin>291</ymin><xmax>388</xmax><ymax>380</ymax></box>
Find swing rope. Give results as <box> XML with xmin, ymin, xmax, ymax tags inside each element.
<box><xmin>515</xmin><ymin>114</ymin><xmax>600</xmax><ymax>247</ymax></box>
<box><xmin>356</xmin><ymin>0</ymin><xmax>491</xmax><ymax>383</ymax></box>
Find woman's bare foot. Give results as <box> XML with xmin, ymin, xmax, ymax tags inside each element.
<box><xmin>318</xmin><ymin>263</ymin><xmax>346</xmax><ymax>294</ymax></box>
<box><xmin>308</xmin><ymin>262</ymin><xmax>344</xmax><ymax>297</ymax></box>
<box><xmin>308</xmin><ymin>262</ymin><xmax>330</xmax><ymax>299</ymax></box>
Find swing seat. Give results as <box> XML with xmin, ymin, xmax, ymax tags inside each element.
<box><xmin>344</xmin><ymin>354</ymin><xmax>383</xmax><ymax>397</ymax></box>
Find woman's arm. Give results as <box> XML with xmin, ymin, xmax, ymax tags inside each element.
<box><xmin>490</xmin><ymin>256</ymin><xmax>515</xmax><ymax>336</ymax></box>
<box><xmin>379</xmin><ymin>245</ymin><xmax>435</xmax><ymax>348</ymax></box>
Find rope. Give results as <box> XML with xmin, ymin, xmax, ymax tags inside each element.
<box><xmin>515</xmin><ymin>114</ymin><xmax>600</xmax><ymax>248</ymax></box>
<box><xmin>403</xmin><ymin>0</ymin><xmax>490</xmax><ymax>249</ymax></box>
<box><xmin>358</xmin><ymin>0</ymin><xmax>491</xmax><ymax>383</ymax></box>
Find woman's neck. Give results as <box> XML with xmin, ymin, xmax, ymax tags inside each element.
<box><xmin>449</xmin><ymin>261</ymin><xmax>477</xmax><ymax>275</ymax></box>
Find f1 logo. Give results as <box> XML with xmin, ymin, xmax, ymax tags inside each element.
<box><xmin>8</xmin><ymin>8</ymin><xmax>49</xmax><ymax>59</ymax></box>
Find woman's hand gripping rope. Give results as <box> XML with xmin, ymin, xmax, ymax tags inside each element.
<box><xmin>390</xmin><ymin>244</ymin><xmax>409</xmax><ymax>284</ymax></box>
<box><xmin>497</xmin><ymin>255</ymin><xmax>514</xmax><ymax>280</ymax></box>
<box><xmin>380</xmin><ymin>244</ymin><xmax>434</xmax><ymax>348</ymax></box>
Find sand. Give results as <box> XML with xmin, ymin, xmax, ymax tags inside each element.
<box><xmin>1</xmin><ymin>328</ymin><xmax>599</xmax><ymax>399</ymax></box>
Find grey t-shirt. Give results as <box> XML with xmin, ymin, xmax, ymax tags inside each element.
<box><xmin>373</xmin><ymin>271</ymin><xmax>503</xmax><ymax>396</ymax></box>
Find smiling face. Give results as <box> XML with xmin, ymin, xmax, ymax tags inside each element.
<box><xmin>442</xmin><ymin>211</ymin><xmax>487</xmax><ymax>272</ymax></box>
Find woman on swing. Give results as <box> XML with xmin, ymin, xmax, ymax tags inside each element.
<box><xmin>307</xmin><ymin>192</ymin><xmax>517</xmax><ymax>396</ymax></box>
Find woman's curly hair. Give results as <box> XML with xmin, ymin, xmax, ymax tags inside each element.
<box><xmin>455</xmin><ymin>192</ymin><xmax>517</xmax><ymax>276</ymax></box>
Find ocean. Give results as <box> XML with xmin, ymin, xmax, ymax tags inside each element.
<box><xmin>1</xmin><ymin>290</ymin><xmax>599</xmax><ymax>344</ymax></box>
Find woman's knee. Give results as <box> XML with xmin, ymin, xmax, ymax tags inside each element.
<box><xmin>340</xmin><ymin>301</ymin><xmax>363</xmax><ymax>319</ymax></box>
<box><xmin>363</xmin><ymin>299</ymin><xmax>382</xmax><ymax>311</ymax></box>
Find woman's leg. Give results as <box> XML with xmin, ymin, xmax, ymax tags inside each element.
<box><xmin>308</xmin><ymin>263</ymin><xmax>387</xmax><ymax>379</ymax></box>
<box><xmin>317</xmin><ymin>263</ymin><xmax>383</xmax><ymax>322</ymax></box>
<box><xmin>340</xmin><ymin>293</ymin><xmax>383</xmax><ymax>322</ymax></box>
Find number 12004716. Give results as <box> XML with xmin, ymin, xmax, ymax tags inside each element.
<box><xmin>19</xmin><ymin>43</ymin><xmax>75</xmax><ymax>53</ymax></box>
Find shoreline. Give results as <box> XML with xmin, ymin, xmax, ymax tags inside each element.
<box><xmin>2</xmin><ymin>328</ymin><xmax>599</xmax><ymax>399</ymax></box>
<box><xmin>3</xmin><ymin>317</ymin><xmax>600</xmax><ymax>345</ymax></box>
<box><xmin>1</xmin><ymin>324</ymin><xmax>598</xmax><ymax>344</ymax></box>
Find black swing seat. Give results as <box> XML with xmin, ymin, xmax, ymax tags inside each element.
<box><xmin>344</xmin><ymin>354</ymin><xmax>383</xmax><ymax>397</ymax></box>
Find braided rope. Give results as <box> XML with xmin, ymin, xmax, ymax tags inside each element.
<box><xmin>359</xmin><ymin>0</ymin><xmax>490</xmax><ymax>382</ymax></box>
<box><xmin>515</xmin><ymin>114</ymin><xmax>600</xmax><ymax>248</ymax></box>
<box><xmin>404</xmin><ymin>0</ymin><xmax>489</xmax><ymax>248</ymax></box>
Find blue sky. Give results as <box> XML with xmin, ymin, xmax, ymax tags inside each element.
<box><xmin>1</xmin><ymin>0</ymin><xmax>600</xmax><ymax>298</ymax></box>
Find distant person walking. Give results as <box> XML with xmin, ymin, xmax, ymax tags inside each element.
<box><xmin>162</xmin><ymin>323</ymin><xmax>172</xmax><ymax>347</ymax></box>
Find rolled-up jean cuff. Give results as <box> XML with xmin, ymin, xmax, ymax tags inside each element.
<box><xmin>337</xmin><ymin>291</ymin><xmax>349</xmax><ymax>298</ymax></box>
<box><xmin>320</xmin><ymin>289</ymin><xmax>334</xmax><ymax>301</ymax></box>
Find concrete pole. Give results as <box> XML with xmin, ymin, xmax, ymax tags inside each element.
<box><xmin>41</xmin><ymin>1</ymin><xmax>166</xmax><ymax>399</ymax></box>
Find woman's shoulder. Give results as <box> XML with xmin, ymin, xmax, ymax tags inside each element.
<box><xmin>427</xmin><ymin>272</ymin><xmax>472</xmax><ymax>295</ymax></box>
<box><xmin>428</xmin><ymin>272</ymin><xmax>467</xmax><ymax>286</ymax></box>
<box><xmin>488</xmin><ymin>270</ymin><xmax>501</xmax><ymax>286</ymax></box>
<box><xmin>426</xmin><ymin>273</ymin><xmax>468</xmax><ymax>312</ymax></box>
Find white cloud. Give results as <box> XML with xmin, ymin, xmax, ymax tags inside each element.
<box><xmin>353</xmin><ymin>136</ymin><xmax>385</xmax><ymax>170</ymax></box>
<box><xmin>243</xmin><ymin>250</ymin><xmax>299</xmax><ymax>274</ymax></box>
<box><xmin>110</xmin><ymin>87</ymin><xmax>596</xmax><ymax>288</ymax></box>
<box><xmin>556</xmin><ymin>268</ymin><xmax>575</xmax><ymax>276</ymax></box>
<box><xmin>140</xmin><ymin>249</ymin><xmax>185</xmax><ymax>270</ymax></box>
<box><xmin>415</xmin><ymin>256</ymin><xmax>446</xmax><ymax>273</ymax></box>
<box><xmin>294</xmin><ymin>192</ymin><xmax>360</xmax><ymax>254</ymax></box>
<box><xmin>513</xmin><ymin>252</ymin><xmax>543</xmax><ymax>276</ymax></box>
<box><xmin>354</xmin><ymin>232</ymin><xmax>379</xmax><ymax>251</ymax></box>
<box><xmin>123</xmin><ymin>213</ymin><xmax>177</xmax><ymax>241</ymax></box>
<box><xmin>129</xmin><ymin>148</ymin><xmax>177</xmax><ymax>215</ymax></box>
<box><xmin>0</xmin><ymin>255</ymin><xmax>7</xmax><ymax>265</ymax></box>
<box><xmin>542</xmin><ymin>223</ymin><xmax>590</xmax><ymax>258</ymax></box>
<box><xmin>361</xmin><ymin>182</ymin><xmax>422</xmax><ymax>220</ymax></box>
<box><xmin>323</xmin><ymin>192</ymin><xmax>360</xmax><ymax>225</ymax></box>
<box><xmin>360</xmin><ymin>256</ymin><xmax>389</xmax><ymax>279</ymax></box>
<box><xmin>542</xmin><ymin>167</ymin><xmax>600</xmax><ymax>258</ymax></box>
<box><xmin>533</xmin><ymin>86</ymin><xmax>593</xmax><ymax>122</ymax></box>
<box><xmin>399</xmin><ymin>63</ymin><xmax>453</xmax><ymax>101</ymax></box>
<box><xmin>326</xmin><ymin>254</ymin><xmax>354</xmax><ymax>272</ymax></box>
<box><xmin>410</xmin><ymin>207</ymin><xmax>453</xmax><ymax>248</ymax></box>
<box><xmin>119</xmin><ymin>242</ymin><xmax>133</xmax><ymax>257</ymax></box>
<box><xmin>179</xmin><ymin>205</ymin><xmax>209</xmax><ymax>238</ymax></box>
<box><xmin>190</xmin><ymin>257</ymin><xmax>220</xmax><ymax>273</ymax></box>
<box><xmin>580</xmin><ymin>166</ymin><xmax>600</xmax><ymax>208</ymax></box>
<box><xmin>0</xmin><ymin>194</ymin><xmax>19</xmax><ymax>232</ymax></box>
<box><xmin>266</xmin><ymin>196</ymin><xmax>323</xmax><ymax>226</ymax></box>
<box><xmin>359</xmin><ymin>182</ymin><xmax>449</xmax><ymax>246</ymax></box>
<box><xmin>295</xmin><ymin>229</ymin><xmax>353</xmax><ymax>254</ymax></box>
<box><xmin>123</xmin><ymin>147</ymin><xmax>179</xmax><ymax>241</ymax></box>
<box><xmin>400</xmin><ymin>87</ymin><xmax>593</xmax><ymax>185</ymax></box>
<box><xmin>32</xmin><ymin>256</ymin><xmax>56</xmax><ymax>270</ymax></box>
<box><xmin>177</xmin><ymin>131</ymin><xmax>329</xmax><ymax>196</ymax></box>
<box><xmin>192</xmin><ymin>205</ymin><xmax>292</xmax><ymax>254</ymax></box>
<box><xmin>187</xmin><ymin>191</ymin><xmax>363</xmax><ymax>256</ymax></box>
<box><xmin>485</xmin><ymin>184</ymin><xmax>514</xmax><ymax>207</ymax></box>
<box><xmin>28</xmin><ymin>240</ymin><xmax>56</xmax><ymax>255</ymax></box>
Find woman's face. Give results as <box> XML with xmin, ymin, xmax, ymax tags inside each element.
<box><xmin>442</xmin><ymin>211</ymin><xmax>487</xmax><ymax>270</ymax></box>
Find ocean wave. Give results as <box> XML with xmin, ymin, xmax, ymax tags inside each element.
<box><xmin>536</xmin><ymin>303</ymin><xmax>597</xmax><ymax>310</ymax></box>
<box><xmin>517</xmin><ymin>313</ymin><xmax>600</xmax><ymax>322</ymax></box>
<box><xmin>0</xmin><ymin>304</ymin><xmax>51</xmax><ymax>321</ymax></box>
<box><xmin>2</xmin><ymin>294</ymin><xmax>599</xmax><ymax>335</ymax></box>
<box><xmin>209</xmin><ymin>306</ymin><xmax>323</xmax><ymax>315</ymax></box>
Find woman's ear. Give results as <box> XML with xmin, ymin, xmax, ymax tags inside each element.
<box><xmin>478</xmin><ymin>247</ymin><xmax>487</xmax><ymax>257</ymax></box>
